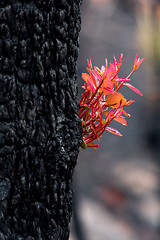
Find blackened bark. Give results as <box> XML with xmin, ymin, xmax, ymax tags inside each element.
<box><xmin>0</xmin><ymin>1</ymin><xmax>82</xmax><ymax>239</ymax></box>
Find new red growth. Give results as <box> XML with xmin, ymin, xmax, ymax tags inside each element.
<box><xmin>79</xmin><ymin>54</ymin><xmax>145</xmax><ymax>149</ymax></box>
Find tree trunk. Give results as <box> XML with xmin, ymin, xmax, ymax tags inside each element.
<box><xmin>0</xmin><ymin>1</ymin><xmax>82</xmax><ymax>239</ymax></box>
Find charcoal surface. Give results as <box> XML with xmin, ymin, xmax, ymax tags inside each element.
<box><xmin>0</xmin><ymin>1</ymin><xmax>82</xmax><ymax>239</ymax></box>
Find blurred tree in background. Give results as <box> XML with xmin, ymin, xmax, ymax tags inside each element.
<box><xmin>136</xmin><ymin>0</ymin><xmax>160</xmax><ymax>155</ymax></box>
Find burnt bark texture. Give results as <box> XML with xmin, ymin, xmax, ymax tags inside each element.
<box><xmin>0</xmin><ymin>0</ymin><xmax>82</xmax><ymax>239</ymax></box>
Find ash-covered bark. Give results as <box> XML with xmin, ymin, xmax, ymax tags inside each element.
<box><xmin>0</xmin><ymin>1</ymin><xmax>82</xmax><ymax>239</ymax></box>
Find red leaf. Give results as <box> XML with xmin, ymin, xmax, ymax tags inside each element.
<box><xmin>87</xmin><ymin>142</ymin><xmax>101</xmax><ymax>149</ymax></box>
<box><xmin>106</xmin><ymin>127</ymin><xmax>122</xmax><ymax>136</ymax></box>
<box><xmin>113</xmin><ymin>115</ymin><xmax>127</xmax><ymax>126</ymax></box>
<box><xmin>133</xmin><ymin>54</ymin><xmax>145</xmax><ymax>70</ymax></box>
<box><xmin>118</xmin><ymin>53</ymin><xmax>123</xmax><ymax>69</ymax></box>
<box><xmin>123</xmin><ymin>83</ymin><xmax>143</xmax><ymax>96</ymax></box>
<box><xmin>122</xmin><ymin>110</ymin><xmax>131</xmax><ymax>117</ymax></box>
<box><xmin>116</xmin><ymin>78</ymin><xmax>131</xmax><ymax>82</ymax></box>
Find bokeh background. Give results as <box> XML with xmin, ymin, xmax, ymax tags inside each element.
<box><xmin>71</xmin><ymin>0</ymin><xmax>160</xmax><ymax>240</ymax></box>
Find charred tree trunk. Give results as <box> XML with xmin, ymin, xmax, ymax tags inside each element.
<box><xmin>0</xmin><ymin>1</ymin><xmax>82</xmax><ymax>239</ymax></box>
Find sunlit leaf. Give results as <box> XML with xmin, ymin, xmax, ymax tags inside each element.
<box><xmin>121</xmin><ymin>110</ymin><xmax>131</xmax><ymax>117</ymax></box>
<box><xmin>123</xmin><ymin>83</ymin><xmax>143</xmax><ymax>96</ymax></box>
<box><xmin>106</xmin><ymin>127</ymin><xmax>122</xmax><ymax>136</ymax></box>
<box><xmin>133</xmin><ymin>54</ymin><xmax>145</xmax><ymax>70</ymax></box>
<box><xmin>118</xmin><ymin>53</ymin><xmax>123</xmax><ymax>69</ymax></box>
<box><xmin>113</xmin><ymin>115</ymin><xmax>127</xmax><ymax>126</ymax></box>
<box><xmin>106</xmin><ymin>92</ymin><xmax>127</xmax><ymax>108</ymax></box>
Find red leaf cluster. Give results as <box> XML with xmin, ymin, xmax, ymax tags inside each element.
<box><xmin>79</xmin><ymin>54</ymin><xmax>145</xmax><ymax>149</ymax></box>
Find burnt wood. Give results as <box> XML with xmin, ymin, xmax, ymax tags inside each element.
<box><xmin>0</xmin><ymin>1</ymin><xmax>82</xmax><ymax>239</ymax></box>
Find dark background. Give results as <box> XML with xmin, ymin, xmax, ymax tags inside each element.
<box><xmin>71</xmin><ymin>0</ymin><xmax>160</xmax><ymax>240</ymax></box>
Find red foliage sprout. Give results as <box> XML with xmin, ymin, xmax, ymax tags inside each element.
<box><xmin>79</xmin><ymin>54</ymin><xmax>145</xmax><ymax>149</ymax></box>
